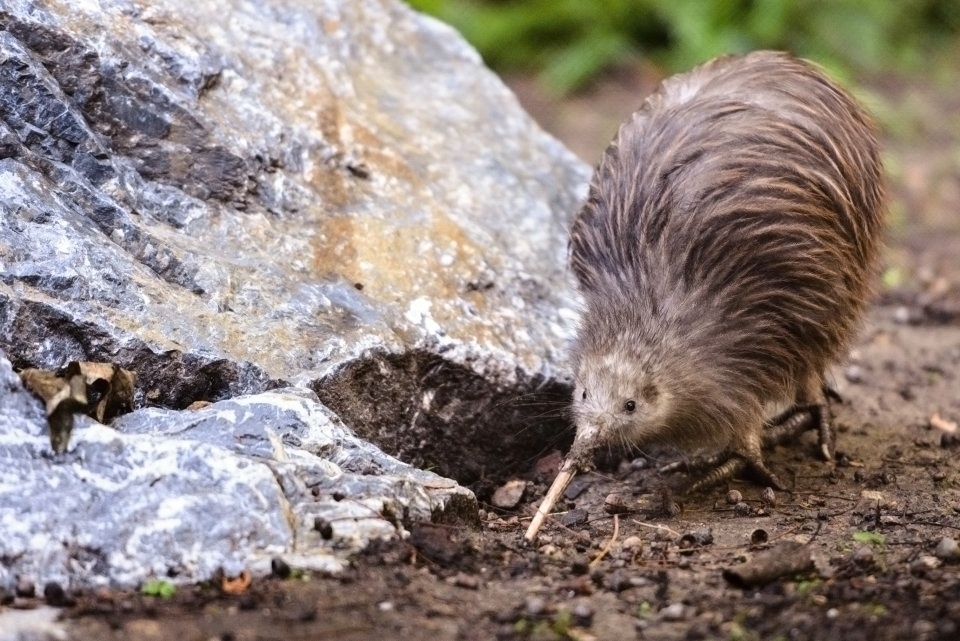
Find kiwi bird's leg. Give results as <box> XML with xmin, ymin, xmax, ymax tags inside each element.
<box><xmin>763</xmin><ymin>383</ymin><xmax>837</xmax><ymax>461</ymax></box>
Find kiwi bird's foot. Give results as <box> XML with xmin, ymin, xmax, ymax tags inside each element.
<box><xmin>763</xmin><ymin>386</ymin><xmax>837</xmax><ymax>461</ymax></box>
<box><xmin>659</xmin><ymin>451</ymin><xmax>785</xmax><ymax>494</ymax></box>
<box><xmin>656</xmin><ymin>385</ymin><xmax>839</xmax><ymax>500</ymax></box>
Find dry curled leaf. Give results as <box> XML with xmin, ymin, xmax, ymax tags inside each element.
<box><xmin>19</xmin><ymin>361</ymin><xmax>137</xmax><ymax>454</ymax></box>
<box><xmin>70</xmin><ymin>361</ymin><xmax>136</xmax><ymax>423</ymax></box>
<box><xmin>221</xmin><ymin>570</ymin><xmax>252</xmax><ymax>595</ymax></box>
<box><xmin>19</xmin><ymin>368</ymin><xmax>88</xmax><ymax>454</ymax></box>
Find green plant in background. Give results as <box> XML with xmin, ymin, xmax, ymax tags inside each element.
<box><xmin>852</xmin><ymin>530</ymin><xmax>886</xmax><ymax>547</ymax></box>
<box><xmin>408</xmin><ymin>0</ymin><xmax>960</xmax><ymax>93</ymax></box>
<box><xmin>141</xmin><ymin>578</ymin><xmax>177</xmax><ymax>598</ymax></box>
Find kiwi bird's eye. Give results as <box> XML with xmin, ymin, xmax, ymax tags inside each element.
<box><xmin>623</xmin><ymin>399</ymin><xmax>636</xmax><ymax>413</ymax></box>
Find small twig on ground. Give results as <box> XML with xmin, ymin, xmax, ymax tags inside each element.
<box><xmin>630</xmin><ymin>520</ymin><xmax>682</xmax><ymax>539</ymax></box>
<box><xmin>589</xmin><ymin>514</ymin><xmax>619</xmax><ymax>568</ymax></box>
<box><xmin>931</xmin><ymin>412</ymin><xmax>958</xmax><ymax>434</ymax></box>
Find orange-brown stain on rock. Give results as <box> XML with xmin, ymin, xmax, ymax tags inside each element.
<box><xmin>310</xmin><ymin>205</ymin><xmax>495</xmax><ymax>313</ymax></box>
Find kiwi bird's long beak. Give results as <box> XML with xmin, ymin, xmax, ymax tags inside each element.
<box><xmin>523</xmin><ymin>457</ymin><xmax>578</xmax><ymax>542</ymax></box>
<box><xmin>523</xmin><ymin>424</ymin><xmax>598</xmax><ymax>542</ymax></box>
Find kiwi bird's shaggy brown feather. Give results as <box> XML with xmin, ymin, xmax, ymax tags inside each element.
<box><xmin>567</xmin><ymin>51</ymin><xmax>884</xmax><ymax>476</ymax></box>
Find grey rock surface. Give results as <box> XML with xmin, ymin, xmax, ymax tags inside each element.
<box><xmin>0</xmin><ymin>606</ymin><xmax>66</xmax><ymax>641</ymax></box>
<box><xmin>0</xmin><ymin>351</ymin><xmax>474</xmax><ymax>589</ymax></box>
<box><xmin>0</xmin><ymin>0</ymin><xmax>588</xmax><ymax>589</ymax></box>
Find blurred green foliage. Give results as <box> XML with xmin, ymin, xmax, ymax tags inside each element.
<box><xmin>408</xmin><ymin>0</ymin><xmax>960</xmax><ymax>93</ymax></box>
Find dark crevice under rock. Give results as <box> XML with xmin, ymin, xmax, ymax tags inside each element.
<box><xmin>313</xmin><ymin>349</ymin><xmax>575</xmax><ymax>493</ymax></box>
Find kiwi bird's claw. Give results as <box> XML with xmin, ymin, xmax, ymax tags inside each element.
<box><xmin>818</xmin><ymin>408</ymin><xmax>835</xmax><ymax>461</ymax></box>
<box><xmin>823</xmin><ymin>384</ymin><xmax>843</xmax><ymax>403</ymax></box>
<box><xmin>683</xmin><ymin>456</ymin><xmax>746</xmax><ymax>494</ymax></box>
<box><xmin>763</xmin><ymin>397</ymin><xmax>835</xmax><ymax>461</ymax></box>
<box><xmin>664</xmin><ymin>453</ymin><xmax>786</xmax><ymax>494</ymax></box>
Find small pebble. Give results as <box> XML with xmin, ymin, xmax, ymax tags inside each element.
<box><xmin>564</xmin><ymin>476</ymin><xmax>591</xmax><ymax>500</ymax></box>
<box><xmin>238</xmin><ymin>592</ymin><xmax>259</xmax><ymax>611</ymax></box>
<box><xmin>678</xmin><ymin>534</ymin><xmax>698</xmax><ymax>554</ymax></box>
<box><xmin>844</xmin><ymin>365</ymin><xmax>865</xmax><ymax>383</ymax></box>
<box><xmin>733</xmin><ymin>502</ymin><xmax>751</xmax><ymax>517</ymax></box>
<box><xmin>912</xmin><ymin>619</ymin><xmax>937</xmax><ymax>638</ymax></box>
<box><xmin>629</xmin><ymin>575</ymin><xmax>653</xmax><ymax>588</ymax></box>
<box><xmin>42</xmin><ymin>582</ymin><xmax>71</xmax><ymax>607</ymax></box>
<box><xmin>524</xmin><ymin>596</ymin><xmax>547</xmax><ymax>616</ymax></box>
<box><xmin>561</xmin><ymin>509</ymin><xmax>588</xmax><ymax>528</ymax></box>
<box><xmin>571</xmin><ymin>556</ymin><xmax>590</xmax><ymax>575</ymax></box>
<box><xmin>759</xmin><ymin>487</ymin><xmax>776</xmax><ymax>507</ymax></box>
<box><xmin>660</xmin><ymin>603</ymin><xmax>686</xmax><ymax>621</ymax></box>
<box><xmin>534</xmin><ymin>450</ymin><xmax>564</xmax><ymax>479</ymax></box>
<box><xmin>604</xmin><ymin>493</ymin><xmax>630</xmax><ymax>514</ymax></box>
<box><xmin>491</xmin><ymin>479</ymin><xmax>525</xmax><ymax>509</ymax></box>
<box><xmin>678</xmin><ymin>528</ymin><xmax>713</xmax><ymax>554</ymax></box>
<box><xmin>725</xmin><ymin>489</ymin><xmax>742</xmax><ymax>505</ymax></box>
<box><xmin>314</xmin><ymin>518</ymin><xmax>334</xmax><ymax>540</ymax></box>
<box><xmin>572</xmin><ymin>601</ymin><xmax>593</xmax><ymax>627</ymax></box>
<box><xmin>604</xmin><ymin>571</ymin><xmax>632</xmax><ymax>593</ymax></box>
<box><xmin>935</xmin><ymin>536</ymin><xmax>960</xmax><ymax>562</ymax></box>
<box><xmin>938</xmin><ymin>619</ymin><xmax>958</xmax><ymax>637</ymax></box>
<box><xmin>15</xmin><ymin>577</ymin><xmax>35</xmax><ymax>598</ymax></box>
<box><xmin>941</xmin><ymin>432</ymin><xmax>960</xmax><ymax>448</ymax></box>
<box><xmin>448</xmin><ymin>572</ymin><xmax>480</xmax><ymax>590</ymax></box>
<box><xmin>621</xmin><ymin>536</ymin><xmax>643</xmax><ymax>551</ymax></box>
<box><xmin>750</xmin><ymin>529</ymin><xmax>769</xmax><ymax>545</ymax></box>
<box><xmin>539</xmin><ymin>543</ymin><xmax>560</xmax><ymax>556</ymax></box>
<box><xmin>851</xmin><ymin>545</ymin><xmax>874</xmax><ymax>566</ymax></box>
<box><xmin>910</xmin><ymin>555</ymin><xmax>940</xmax><ymax>576</ymax></box>
<box><xmin>893</xmin><ymin>305</ymin><xmax>921</xmax><ymax>325</ymax></box>
<box><xmin>270</xmin><ymin>557</ymin><xmax>292</xmax><ymax>579</ymax></box>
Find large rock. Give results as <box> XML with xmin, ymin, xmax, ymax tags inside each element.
<box><xmin>0</xmin><ymin>350</ymin><xmax>475</xmax><ymax>589</ymax></box>
<box><xmin>0</xmin><ymin>0</ymin><xmax>589</xmax><ymax>589</ymax></box>
<box><xmin>0</xmin><ymin>0</ymin><xmax>588</xmax><ymax>483</ymax></box>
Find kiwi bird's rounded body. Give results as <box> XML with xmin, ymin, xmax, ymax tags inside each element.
<box><xmin>568</xmin><ymin>51</ymin><xmax>884</xmax><ymax>467</ymax></box>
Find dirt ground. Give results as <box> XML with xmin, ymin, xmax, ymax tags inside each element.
<box><xmin>17</xmin><ymin>61</ymin><xmax>960</xmax><ymax>640</ymax></box>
